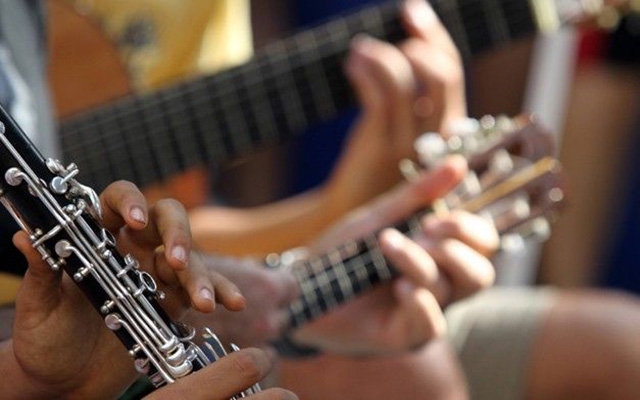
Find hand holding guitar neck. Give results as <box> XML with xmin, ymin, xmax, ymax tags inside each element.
<box><xmin>271</xmin><ymin>115</ymin><xmax>565</xmax><ymax>356</ymax></box>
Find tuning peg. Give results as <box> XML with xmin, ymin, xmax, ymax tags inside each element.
<box><xmin>414</xmin><ymin>132</ymin><xmax>447</xmax><ymax>167</ymax></box>
<box><xmin>445</xmin><ymin>172</ymin><xmax>481</xmax><ymax>208</ymax></box>
<box><xmin>489</xmin><ymin>195</ymin><xmax>532</xmax><ymax>232</ymax></box>
<box><xmin>448</xmin><ymin>117</ymin><xmax>480</xmax><ymax>137</ymax></box>
<box><xmin>399</xmin><ymin>159</ymin><xmax>421</xmax><ymax>181</ymax></box>
<box><xmin>517</xmin><ymin>216</ymin><xmax>552</xmax><ymax>242</ymax></box>
<box><xmin>500</xmin><ymin>232</ymin><xmax>526</xmax><ymax>253</ymax></box>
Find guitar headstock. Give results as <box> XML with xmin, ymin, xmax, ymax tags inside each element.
<box><xmin>410</xmin><ymin>115</ymin><xmax>566</xmax><ymax>251</ymax></box>
<box><xmin>531</xmin><ymin>0</ymin><xmax>640</xmax><ymax>33</ymax></box>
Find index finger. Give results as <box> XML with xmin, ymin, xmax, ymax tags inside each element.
<box><xmin>99</xmin><ymin>180</ymin><xmax>148</xmax><ymax>232</ymax></box>
<box><xmin>124</xmin><ymin>198</ymin><xmax>192</xmax><ymax>271</ymax></box>
<box><xmin>142</xmin><ymin>348</ymin><xmax>282</xmax><ymax>400</ymax></box>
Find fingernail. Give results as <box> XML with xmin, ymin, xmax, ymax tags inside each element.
<box><xmin>171</xmin><ymin>245</ymin><xmax>187</xmax><ymax>263</ymax></box>
<box><xmin>406</xmin><ymin>0</ymin><xmax>437</xmax><ymax>29</ymax></box>
<box><xmin>199</xmin><ymin>287</ymin><xmax>214</xmax><ymax>302</ymax></box>
<box><xmin>346</xmin><ymin>35</ymin><xmax>371</xmax><ymax>75</ymax></box>
<box><xmin>130</xmin><ymin>207</ymin><xmax>146</xmax><ymax>224</ymax></box>
<box><xmin>351</xmin><ymin>33</ymin><xmax>375</xmax><ymax>52</ymax></box>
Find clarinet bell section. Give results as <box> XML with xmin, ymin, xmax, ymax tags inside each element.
<box><xmin>0</xmin><ymin>105</ymin><xmax>259</xmax><ymax>394</ymax></box>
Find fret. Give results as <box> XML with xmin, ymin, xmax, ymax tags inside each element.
<box><xmin>264</xmin><ymin>41</ymin><xmax>308</xmax><ymax>135</ymax></box>
<box><xmin>359</xmin><ymin>2</ymin><xmax>387</xmax><ymax>38</ymax></box>
<box><xmin>231</xmin><ymin>70</ymin><xmax>262</xmax><ymax>154</ymax></box>
<box><xmin>326</xmin><ymin>250</ymin><xmax>352</xmax><ymax>303</ymax></box>
<box><xmin>435</xmin><ymin>0</ymin><xmax>472</xmax><ymax>57</ymax></box>
<box><xmin>139</xmin><ymin>96</ymin><xmax>180</xmax><ymax>180</ymax></box>
<box><xmin>180</xmin><ymin>81</ymin><xmax>227</xmax><ymax>164</ymax></box>
<box><xmin>313</xmin><ymin>253</ymin><xmax>339</xmax><ymax>311</ymax></box>
<box><xmin>365</xmin><ymin>236</ymin><xmax>392</xmax><ymax>280</ymax></box>
<box><xmin>349</xmin><ymin>249</ymin><xmax>373</xmax><ymax>293</ymax></box>
<box><xmin>161</xmin><ymin>84</ymin><xmax>206</xmax><ymax>170</ymax></box>
<box><xmin>238</xmin><ymin>60</ymin><xmax>280</xmax><ymax>146</ymax></box>
<box><xmin>294</xmin><ymin>30</ymin><xmax>336</xmax><ymax>120</ymax></box>
<box><xmin>205</xmin><ymin>81</ymin><xmax>240</xmax><ymax>159</ymax></box>
<box><xmin>61</xmin><ymin>120</ymin><xmax>95</xmax><ymax>183</ymax></box>
<box><xmin>287</xmin><ymin>41</ymin><xmax>320</xmax><ymax>125</ymax></box>
<box><xmin>483</xmin><ymin>0</ymin><xmax>511</xmax><ymax>45</ymax></box>
<box><xmin>225</xmin><ymin>72</ymin><xmax>258</xmax><ymax>154</ymax></box>
<box><xmin>322</xmin><ymin>15</ymin><xmax>355</xmax><ymax>113</ymax></box>
<box><xmin>91</xmin><ymin>109</ymin><xmax>135</xmax><ymax>185</ymax></box>
<box><xmin>68</xmin><ymin>117</ymin><xmax>114</xmax><ymax>189</ymax></box>
<box><xmin>114</xmin><ymin>98</ymin><xmax>160</xmax><ymax>186</ymax></box>
<box><xmin>297</xmin><ymin>258</ymin><xmax>324</xmax><ymax>314</ymax></box>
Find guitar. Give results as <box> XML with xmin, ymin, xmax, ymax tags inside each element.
<box><xmin>55</xmin><ymin>0</ymin><xmax>593</xmax><ymax>194</ymax></box>
<box><xmin>267</xmin><ymin>116</ymin><xmax>565</xmax><ymax>330</ymax></box>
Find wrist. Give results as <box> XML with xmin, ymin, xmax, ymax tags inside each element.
<box><xmin>0</xmin><ymin>339</ymin><xmax>60</xmax><ymax>399</ymax></box>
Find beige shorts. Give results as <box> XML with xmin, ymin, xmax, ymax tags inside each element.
<box><xmin>445</xmin><ymin>287</ymin><xmax>557</xmax><ymax>400</ymax></box>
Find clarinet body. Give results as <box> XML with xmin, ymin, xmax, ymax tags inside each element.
<box><xmin>0</xmin><ymin>106</ymin><xmax>258</xmax><ymax>395</ymax></box>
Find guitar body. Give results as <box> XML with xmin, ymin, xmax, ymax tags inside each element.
<box><xmin>46</xmin><ymin>0</ymin><xmax>131</xmax><ymax>118</ymax></box>
<box><xmin>46</xmin><ymin>0</ymin><xmax>212</xmax><ymax>208</ymax></box>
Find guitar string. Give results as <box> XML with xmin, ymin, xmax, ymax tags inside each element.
<box><xmin>60</xmin><ymin>3</ymin><xmax>400</xmax><ymax>188</ymax></box>
<box><xmin>290</xmin><ymin>237</ymin><xmax>395</xmax><ymax>324</ymax></box>
<box><xmin>290</xmin><ymin>160</ymin><xmax>551</xmax><ymax>319</ymax></box>
<box><xmin>60</xmin><ymin>0</ymin><xmax>528</xmax><ymax>148</ymax></box>
<box><xmin>58</xmin><ymin>0</ymin><xmax>528</xmax><ymax>149</ymax></box>
<box><xmin>60</xmin><ymin>0</ymin><xmax>528</xmax><ymax>186</ymax></box>
<box><xmin>60</xmin><ymin>3</ymin><xmax>400</xmax><ymax>162</ymax></box>
<box><xmin>290</xmin><ymin>210</ymin><xmax>439</xmax><ymax>324</ymax></box>
<box><xmin>59</xmin><ymin>0</ymin><xmax>534</xmax><ymax>187</ymax></box>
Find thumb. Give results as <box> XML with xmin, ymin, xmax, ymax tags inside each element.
<box><xmin>13</xmin><ymin>231</ymin><xmax>62</xmax><ymax>315</ymax></box>
<box><xmin>370</xmin><ymin>155</ymin><xmax>468</xmax><ymax>224</ymax></box>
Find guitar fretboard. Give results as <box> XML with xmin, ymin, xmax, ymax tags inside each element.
<box><xmin>286</xmin><ymin>212</ymin><xmax>425</xmax><ymax>329</ymax></box>
<box><xmin>58</xmin><ymin>0</ymin><xmax>537</xmax><ymax>191</ymax></box>
<box><xmin>285</xmin><ymin>153</ymin><xmax>563</xmax><ymax>329</ymax></box>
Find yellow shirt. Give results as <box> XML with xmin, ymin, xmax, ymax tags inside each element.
<box><xmin>68</xmin><ymin>0</ymin><xmax>253</xmax><ymax>88</ymax></box>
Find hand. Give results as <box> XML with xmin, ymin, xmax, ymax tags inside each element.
<box><xmin>143</xmin><ymin>348</ymin><xmax>298</xmax><ymax>400</ymax></box>
<box><xmin>6</xmin><ymin>181</ymin><xmax>244</xmax><ymax>399</ymax></box>
<box><xmin>290</xmin><ymin>157</ymin><xmax>499</xmax><ymax>356</ymax></box>
<box><xmin>324</xmin><ymin>0</ymin><xmax>465</xmax><ymax>216</ymax></box>
<box><xmin>185</xmin><ymin>255</ymin><xmax>299</xmax><ymax>348</ymax></box>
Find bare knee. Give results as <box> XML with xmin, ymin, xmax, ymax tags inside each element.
<box><xmin>527</xmin><ymin>289</ymin><xmax>640</xmax><ymax>400</ymax></box>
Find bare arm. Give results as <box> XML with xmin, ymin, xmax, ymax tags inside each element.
<box><xmin>191</xmin><ymin>0</ymin><xmax>465</xmax><ymax>255</ymax></box>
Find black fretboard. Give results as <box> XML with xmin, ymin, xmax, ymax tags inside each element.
<box><xmin>59</xmin><ymin>0</ymin><xmax>537</xmax><ymax>191</ymax></box>
<box><xmin>286</xmin><ymin>212</ymin><xmax>426</xmax><ymax>329</ymax></box>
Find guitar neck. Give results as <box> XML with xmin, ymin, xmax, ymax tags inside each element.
<box><xmin>59</xmin><ymin>0</ymin><xmax>538</xmax><ymax>191</ymax></box>
<box><xmin>286</xmin><ymin>212</ymin><xmax>425</xmax><ymax>329</ymax></box>
<box><xmin>286</xmin><ymin>154</ymin><xmax>562</xmax><ymax>329</ymax></box>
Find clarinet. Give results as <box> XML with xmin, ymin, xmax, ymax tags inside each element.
<box><xmin>0</xmin><ymin>105</ymin><xmax>259</xmax><ymax>395</ymax></box>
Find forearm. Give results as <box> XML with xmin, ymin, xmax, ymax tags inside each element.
<box><xmin>190</xmin><ymin>187</ymin><xmax>340</xmax><ymax>255</ymax></box>
<box><xmin>190</xmin><ymin>165</ymin><xmax>404</xmax><ymax>258</ymax></box>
